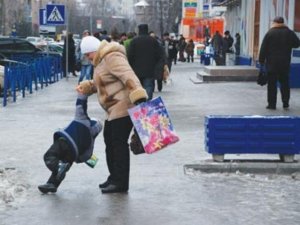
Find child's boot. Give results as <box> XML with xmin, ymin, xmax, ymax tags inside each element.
<box><xmin>38</xmin><ymin>182</ymin><xmax>57</xmax><ymax>194</ymax></box>
<box><xmin>38</xmin><ymin>173</ymin><xmax>59</xmax><ymax>194</ymax></box>
<box><xmin>56</xmin><ymin>161</ymin><xmax>71</xmax><ymax>182</ymax></box>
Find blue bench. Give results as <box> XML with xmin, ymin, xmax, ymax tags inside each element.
<box><xmin>236</xmin><ymin>56</ymin><xmax>252</xmax><ymax>65</ymax></box>
<box><xmin>205</xmin><ymin>116</ymin><xmax>300</xmax><ymax>162</ymax></box>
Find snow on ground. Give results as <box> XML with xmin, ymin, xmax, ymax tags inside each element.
<box><xmin>0</xmin><ymin>168</ymin><xmax>30</xmax><ymax>211</ymax></box>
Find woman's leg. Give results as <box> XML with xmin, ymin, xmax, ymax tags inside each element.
<box><xmin>104</xmin><ymin>117</ymin><xmax>133</xmax><ymax>190</ymax></box>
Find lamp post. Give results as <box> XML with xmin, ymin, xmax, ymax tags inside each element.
<box><xmin>134</xmin><ymin>0</ymin><xmax>149</xmax><ymax>24</ymax></box>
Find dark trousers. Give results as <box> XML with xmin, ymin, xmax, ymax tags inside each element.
<box><xmin>167</xmin><ymin>58</ymin><xmax>173</xmax><ymax>72</ymax></box>
<box><xmin>173</xmin><ymin>55</ymin><xmax>177</xmax><ymax>65</ymax></box>
<box><xmin>44</xmin><ymin>139</ymin><xmax>73</xmax><ymax>186</ymax></box>
<box><xmin>187</xmin><ymin>54</ymin><xmax>194</xmax><ymax>63</ymax></box>
<box><xmin>267</xmin><ymin>71</ymin><xmax>290</xmax><ymax>107</ymax></box>
<box><xmin>104</xmin><ymin>116</ymin><xmax>133</xmax><ymax>189</ymax></box>
<box><xmin>179</xmin><ymin>50</ymin><xmax>185</xmax><ymax>61</ymax></box>
<box><xmin>156</xmin><ymin>79</ymin><xmax>163</xmax><ymax>92</ymax></box>
<box><xmin>140</xmin><ymin>77</ymin><xmax>155</xmax><ymax>100</ymax></box>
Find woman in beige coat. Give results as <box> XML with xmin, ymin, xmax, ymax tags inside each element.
<box><xmin>77</xmin><ymin>36</ymin><xmax>147</xmax><ymax>193</ymax></box>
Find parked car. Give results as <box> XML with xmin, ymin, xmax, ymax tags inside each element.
<box><xmin>0</xmin><ymin>37</ymin><xmax>61</xmax><ymax>68</ymax></box>
<box><xmin>26</xmin><ymin>36</ymin><xmax>47</xmax><ymax>47</ymax></box>
<box><xmin>0</xmin><ymin>37</ymin><xmax>42</xmax><ymax>60</ymax></box>
<box><xmin>43</xmin><ymin>37</ymin><xmax>55</xmax><ymax>43</ymax></box>
<box><xmin>39</xmin><ymin>43</ymin><xmax>63</xmax><ymax>56</ymax></box>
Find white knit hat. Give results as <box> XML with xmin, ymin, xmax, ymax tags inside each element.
<box><xmin>80</xmin><ymin>36</ymin><xmax>101</xmax><ymax>54</ymax></box>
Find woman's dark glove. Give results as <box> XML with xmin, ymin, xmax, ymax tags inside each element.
<box><xmin>134</xmin><ymin>98</ymin><xmax>147</xmax><ymax>105</ymax></box>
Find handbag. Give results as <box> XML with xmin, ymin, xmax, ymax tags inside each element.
<box><xmin>129</xmin><ymin>129</ymin><xmax>145</xmax><ymax>155</ymax></box>
<box><xmin>128</xmin><ymin>97</ymin><xmax>179</xmax><ymax>154</ymax></box>
<box><xmin>257</xmin><ymin>71</ymin><xmax>268</xmax><ymax>86</ymax></box>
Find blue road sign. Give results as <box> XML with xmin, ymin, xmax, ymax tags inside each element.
<box><xmin>39</xmin><ymin>9</ymin><xmax>47</xmax><ymax>25</ymax></box>
<box><xmin>46</xmin><ymin>4</ymin><xmax>65</xmax><ymax>25</ymax></box>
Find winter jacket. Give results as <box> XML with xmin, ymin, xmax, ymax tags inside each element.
<box><xmin>185</xmin><ymin>41</ymin><xmax>195</xmax><ymax>55</ymax></box>
<box><xmin>162</xmin><ymin>38</ymin><xmax>178</xmax><ymax>59</ymax></box>
<box><xmin>259</xmin><ymin>23</ymin><xmax>300</xmax><ymax>73</ymax></box>
<box><xmin>211</xmin><ymin>32</ymin><xmax>224</xmax><ymax>55</ymax></box>
<box><xmin>123</xmin><ymin>38</ymin><xmax>133</xmax><ymax>55</ymax></box>
<box><xmin>178</xmin><ymin>37</ymin><xmax>187</xmax><ymax>51</ymax></box>
<box><xmin>223</xmin><ymin>35</ymin><xmax>234</xmax><ymax>53</ymax></box>
<box><xmin>127</xmin><ymin>24</ymin><xmax>163</xmax><ymax>79</ymax></box>
<box><xmin>62</xmin><ymin>35</ymin><xmax>76</xmax><ymax>71</ymax></box>
<box><xmin>54</xmin><ymin>94</ymin><xmax>102</xmax><ymax>163</ymax></box>
<box><xmin>78</xmin><ymin>40</ymin><xmax>148</xmax><ymax>121</ymax></box>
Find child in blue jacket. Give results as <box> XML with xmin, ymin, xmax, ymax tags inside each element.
<box><xmin>38</xmin><ymin>94</ymin><xmax>102</xmax><ymax>194</ymax></box>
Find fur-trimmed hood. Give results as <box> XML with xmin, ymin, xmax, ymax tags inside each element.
<box><xmin>93</xmin><ymin>40</ymin><xmax>126</xmax><ymax>66</ymax></box>
<box><xmin>271</xmin><ymin>22</ymin><xmax>286</xmax><ymax>29</ymax></box>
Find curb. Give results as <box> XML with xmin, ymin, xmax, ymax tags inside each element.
<box><xmin>184</xmin><ymin>160</ymin><xmax>300</xmax><ymax>175</ymax></box>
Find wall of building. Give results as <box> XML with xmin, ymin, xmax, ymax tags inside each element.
<box><xmin>222</xmin><ymin>0</ymin><xmax>255</xmax><ymax>59</ymax></box>
<box><xmin>259</xmin><ymin>0</ymin><xmax>300</xmax><ymax>64</ymax></box>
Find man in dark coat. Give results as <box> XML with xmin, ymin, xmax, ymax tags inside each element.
<box><xmin>211</xmin><ymin>31</ymin><xmax>224</xmax><ymax>65</ymax></box>
<box><xmin>259</xmin><ymin>16</ymin><xmax>300</xmax><ymax>109</ymax></box>
<box><xmin>234</xmin><ymin>33</ymin><xmax>241</xmax><ymax>65</ymax></box>
<box><xmin>62</xmin><ymin>33</ymin><xmax>76</xmax><ymax>77</ymax></box>
<box><xmin>162</xmin><ymin>32</ymin><xmax>177</xmax><ymax>71</ymax></box>
<box><xmin>127</xmin><ymin>24</ymin><xmax>163</xmax><ymax>99</ymax></box>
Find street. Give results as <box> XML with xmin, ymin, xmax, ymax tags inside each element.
<box><xmin>1</xmin><ymin>61</ymin><xmax>300</xmax><ymax>225</ymax></box>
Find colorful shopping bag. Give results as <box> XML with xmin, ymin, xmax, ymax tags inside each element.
<box><xmin>128</xmin><ymin>97</ymin><xmax>179</xmax><ymax>154</ymax></box>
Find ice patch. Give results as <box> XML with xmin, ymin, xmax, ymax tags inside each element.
<box><xmin>0</xmin><ymin>168</ymin><xmax>30</xmax><ymax>210</ymax></box>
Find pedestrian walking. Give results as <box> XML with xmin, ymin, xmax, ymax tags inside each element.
<box><xmin>77</xmin><ymin>30</ymin><xmax>93</xmax><ymax>83</ymax></box>
<box><xmin>149</xmin><ymin>31</ymin><xmax>168</xmax><ymax>92</ymax></box>
<box><xmin>123</xmin><ymin>32</ymin><xmax>136</xmax><ymax>54</ymax></box>
<box><xmin>119</xmin><ymin>32</ymin><xmax>127</xmax><ymax>45</ymax></box>
<box><xmin>211</xmin><ymin>31</ymin><xmax>224</xmax><ymax>65</ymax></box>
<box><xmin>127</xmin><ymin>24</ymin><xmax>163</xmax><ymax>99</ymax></box>
<box><xmin>99</xmin><ymin>30</ymin><xmax>111</xmax><ymax>42</ymax></box>
<box><xmin>170</xmin><ymin>35</ymin><xmax>179</xmax><ymax>65</ymax></box>
<box><xmin>62</xmin><ymin>33</ymin><xmax>77</xmax><ymax>77</ymax></box>
<box><xmin>38</xmin><ymin>94</ymin><xmax>102</xmax><ymax>194</ymax></box>
<box><xmin>77</xmin><ymin>36</ymin><xmax>148</xmax><ymax>193</ymax></box>
<box><xmin>222</xmin><ymin>30</ymin><xmax>234</xmax><ymax>65</ymax></box>
<box><xmin>178</xmin><ymin>35</ymin><xmax>187</xmax><ymax>62</ymax></box>
<box><xmin>259</xmin><ymin>16</ymin><xmax>300</xmax><ymax>110</ymax></box>
<box><xmin>162</xmin><ymin>32</ymin><xmax>177</xmax><ymax>71</ymax></box>
<box><xmin>223</xmin><ymin>30</ymin><xmax>234</xmax><ymax>53</ymax></box>
<box><xmin>185</xmin><ymin>39</ymin><xmax>195</xmax><ymax>63</ymax></box>
<box><xmin>234</xmin><ymin>33</ymin><xmax>241</xmax><ymax>65</ymax></box>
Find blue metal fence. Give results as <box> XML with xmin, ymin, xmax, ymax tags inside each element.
<box><xmin>2</xmin><ymin>54</ymin><xmax>63</xmax><ymax>106</ymax></box>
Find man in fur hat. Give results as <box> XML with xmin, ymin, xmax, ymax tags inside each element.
<box><xmin>259</xmin><ymin>16</ymin><xmax>300</xmax><ymax>110</ymax></box>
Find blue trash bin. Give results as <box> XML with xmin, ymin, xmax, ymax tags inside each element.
<box><xmin>200</xmin><ymin>53</ymin><xmax>205</xmax><ymax>64</ymax></box>
<box><xmin>204</xmin><ymin>54</ymin><xmax>210</xmax><ymax>65</ymax></box>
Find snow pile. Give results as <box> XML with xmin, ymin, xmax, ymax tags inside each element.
<box><xmin>0</xmin><ymin>168</ymin><xmax>30</xmax><ymax>210</ymax></box>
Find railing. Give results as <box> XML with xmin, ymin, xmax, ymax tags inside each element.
<box><xmin>1</xmin><ymin>54</ymin><xmax>63</xmax><ymax>106</ymax></box>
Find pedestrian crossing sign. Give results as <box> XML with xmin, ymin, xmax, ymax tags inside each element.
<box><xmin>46</xmin><ymin>4</ymin><xmax>65</xmax><ymax>25</ymax></box>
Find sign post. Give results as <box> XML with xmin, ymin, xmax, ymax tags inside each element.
<box><xmin>45</xmin><ymin>4</ymin><xmax>68</xmax><ymax>79</ymax></box>
<box><xmin>46</xmin><ymin>4</ymin><xmax>65</xmax><ymax>25</ymax></box>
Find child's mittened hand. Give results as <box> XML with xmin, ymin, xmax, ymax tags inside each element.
<box><xmin>76</xmin><ymin>85</ymin><xmax>84</xmax><ymax>94</ymax></box>
<box><xmin>76</xmin><ymin>80</ymin><xmax>93</xmax><ymax>95</ymax></box>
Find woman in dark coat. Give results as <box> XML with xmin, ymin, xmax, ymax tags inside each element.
<box><xmin>62</xmin><ymin>33</ymin><xmax>76</xmax><ymax>77</ymax></box>
<box><xmin>185</xmin><ymin>39</ymin><xmax>195</xmax><ymax>63</ymax></box>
